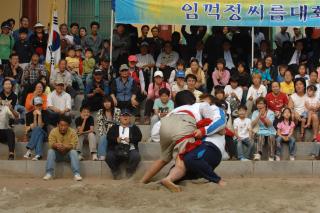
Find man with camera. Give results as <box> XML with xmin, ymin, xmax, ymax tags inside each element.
<box><xmin>106</xmin><ymin>108</ymin><xmax>142</xmax><ymax>179</ymax></box>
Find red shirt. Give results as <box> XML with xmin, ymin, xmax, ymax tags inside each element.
<box><xmin>266</xmin><ymin>92</ymin><xmax>288</xmax><ymax>112</ymax></box>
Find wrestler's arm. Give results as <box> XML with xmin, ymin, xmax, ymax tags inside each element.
<box><xmin>201</xmin><ymin>107</ymin><xmax>226</xmax><ymax>136</ymax></box>
<box><xmin>141</xmin><ymin>159</ymin><xmax>168</xmax><ymax>184</ymax></box>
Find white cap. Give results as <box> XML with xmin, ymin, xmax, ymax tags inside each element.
<box><xmin>34</xmin><ymin>22</ymin><xmax>45</xmax><ymax>28</ymax></box>
<box><xmin>154</xmin><ymin>70</ymin><xmax>163</xmax><ymax>78</ymax></box>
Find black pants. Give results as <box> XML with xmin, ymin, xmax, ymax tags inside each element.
<box><xmin>184</xmin><ymin>142</ymin><xmax>222</xmax><ymax>183</ymax></box>
<box><xmin>105</xmin><ymin>149</ymin><xmax>141</xmax><ymax>176</ymax></box>
<box><xmin>0</xmin><ymin>129</ymin><xmax>15</xmax><ymax>153</ymax></box>
<box><xmin>144</xmin><ymin>99</ymin><xmax>154</xmax><ymax>117</ymax></box>
<box><xmin>83</xmin><ymin>95</ymin><xmax>103</xmax><ymax>112</ymax></box>
<box><xmin>225</xmin><ymin>135</ymin><xmax>237</xmax><ymax>159</ymax></box>
<box><xmin>159</xmin><ymin>66</ymin><xmax>175</xmax><ymax>82</ymax></box>
<box><xmin>118</xmin><ymin>101</ymin><xmax>137</xmax><ymax>115</ymax></box>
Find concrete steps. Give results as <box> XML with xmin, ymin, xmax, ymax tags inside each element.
<box><xmin>0</xmin><ymin>141</ymin><xmax>315</xmax><ymax>161</ymax></box>
<box><xmin>1</xmin><ymin>160</ymin><xmax>320</xmax><ymax>179</ymax></box>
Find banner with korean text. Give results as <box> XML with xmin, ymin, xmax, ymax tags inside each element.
<box><xmin>115</xmin><ymin>0</ymin><xmax>320</xmax><ymax>26</ymax></box>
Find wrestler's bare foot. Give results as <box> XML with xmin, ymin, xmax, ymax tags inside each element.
<box><xmin>161</xmin><ymin>179</ymin><xmax>182</xmax><ymax>192</ymax></box>
<box><xmin>218</xmin><ymin>179</ymin><xmax>226</xmax><ymax>187</ymax></box>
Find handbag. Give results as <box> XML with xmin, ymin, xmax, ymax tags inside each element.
<box><xmin>114</xmin><ymin>143</ymin><xmax>130</xmax><ymax>158</ymax></box>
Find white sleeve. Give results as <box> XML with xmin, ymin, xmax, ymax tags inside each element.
<box><xmin>151</xmin><ymin>121</ymin><xmax>161</xmax><ymax>143</ymax></box>
<box><xmin>66</xmin><ymin>94</ymin><xmax>72</xmax><ymax>110</ymax></box>
<box><xmin>237</xmin><ymin>87</ymin><xmax>243</xmax><ymax>101</ymax></box>
<box><xmin>246</xmin><ymin>87</ymin><xmax>253</xmax><ymax>100</ymax></box>
<box><xmin>6</xmin><ymin>106</ymin><xmax>14</xmax><ymax>119</ymax></box>
<box><xmin>47</xmin><ymin>93</ymin><xmax>53</xmax><ymax>107</ymax></box>
<box><xmin>156</xmin><ymin>53</ymin><xmax>162</xmax><ymax>68</ymax></box>
<box><xmin>262</xmin><ymin>85</ymin><xmax>267</xmax><ymax>97</ymax></box>
<box><xmin>168</xmin><ymin>70</ymin><xmax>176</xmax><ymax>84</ymax></box>
<box><xmin>139</xmin><ymin>70</ymin><xmax>145</xmax><ymax>92</ymax></box>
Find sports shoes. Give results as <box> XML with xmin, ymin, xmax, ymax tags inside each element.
<box><xmin>240</xmin><ymin>158</ymin><xmax>251</xmax><ymax>161</ymax></box>
<box><xmin>78</xmin><ymin>154</ymin><xmax>84</xmax><ymax>161</ymax></box>
<box><xmin>92</xmin><ymin>153</ymin><xmax>98</xmax><ymax>161</ymax></box>
<box><xmin>74</xmin><ymin>174</ymin><xmax>82</xmax><ymax>181</ymax></box>
<box><xmin>24</xmin><ymin>150</ymin><xmax>32</xmax><ymax>159</ymax></box>
<box><xmin>99</xmin><ymin>156</ymin><xmax>106</xmax><ymax>161</ymax></box>
<box><xmin>290</xmin><ymin>156</ymin><xmax>295</xmax><ymax>161</ymax></box>
<box><xmin>8</xmin><ymin>154</ymin><xmax>14</xmax><ymax>160</ymax></box>
<box><xmin>32</xmin><ymin>155</ymin><xmax>42</xmax><ymax>161</ymax></box>
<box><xmin>275</xmin><ymin>155</ymin><xmax>281</xmax><ymax>161</ymax></box>
<box><xmin>43</xmin><ymin>173</ymin><xmax>53</xmax><ymax>180</ymax></box>
<box><xmin>253</xmin><ymin>154</ymin><xmax>261</xmax><ymax>161</ymax></box>
<box><xmin>268</xmin><ymin>157</ymin><xmax>274</xmax><ymax>161</ymax></box>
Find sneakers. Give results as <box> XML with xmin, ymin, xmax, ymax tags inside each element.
<box><xmin>240</xmin><ymin>158</ymin><xmax>251</xmax><ymax>161</ymax></box>
<box><xmin>253</xmin><ymin>154</ymin><xmax>261</xmax><ymax>161</ymax></box>
<box><xmin>268</xmin><ymin>157</ymin><xmax>274</xmax><ymax>161</ymax></box>
<box><xmin>78</xmin><ymin>154</ymin><xmax>84</xmax><ymax>161</ymax></box>
<box><xmin>290</xmin><ymin>156</ymin><xmax>295</xmax><ymax>161</ymax></box>
<box><xmin>32</xmin><ymin>155</ymin><xmax>42</xmax><ymax>161</ymax></box>
<box><xmin>275</xmin><ymin>155</ymin><xmax>281</xmax><ymax>161</ymax></box>
<box><xmin>8</xmin><ymin>154</ymin><xmax>14</xmax><ymax>160</ymax></box>
<box><xmin>24</xmin><ymin>150</ymin><xmax>32</xmax><ymax>159</ymax></box>
<box><xmin>43</xmin><ymin>173</ymin><xmax>53</xmax><ymax>180</ymax></box>
<box><xmin>74</xmin><ymin>174</ymin><xmax>82</xmax><ymax>181</ymax></box>
<box><xmin>99</xmin><ymin>156</ymin><xmax>106</xmax><ymax>161</ymax></box>
<box><xmin>92</xmin><ymin>153</ymin><xmax>98</xmax><ymax>161</ymax></box>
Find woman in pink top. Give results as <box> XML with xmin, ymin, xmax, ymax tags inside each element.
<box><xmin>145</xmin><ymin>70</ymin><xmax>171</xmax><ymax>123</ymax></box>
<box><xmin>211</xmin><ymin>58</ymin><xmax>230</xmax><ymax>88</ymax></box>
<box><xmin>275</xmin><ymin>108</ymin><xmax>296</xmax><ymax>161</ymax></box>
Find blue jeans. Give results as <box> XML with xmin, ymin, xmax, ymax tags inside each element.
<box><xmin>237</xmin><ymin>137</ymin><xmax>253</xmax><ymax>159</ymax></box>
<box><xmin>98</xmin><ymin>134</ymin><xmax>108</xmax><ymax>158</ymax></box>
<box><xmin>45</xmin><ymin>149</ymin><xmax>80</xmax><ymax>176</ymax></box>
<box><xmin>14</xmin><ymin>104</ymin><xmax>26</xmax><ymax>124</ymax></box>
<box><xmin>71</xmin><ymin>73</ymin><xmax>84</xmax><ymax>91</ymax></box>
<box><xmin>26</xmin><ymin>127</ymin><xmax>46</xmax><ymax>156</ymax></box>
<box><xmin>276</xmin><ymin>136</ymin><xmax>296</xmax><ymax>156</ymax></box>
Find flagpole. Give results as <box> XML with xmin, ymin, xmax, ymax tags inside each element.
<box><xmin>251</xmin><ymin>26</ymin><xmax>254</xmax><ymax>73</ymax></box>
<box><xmin>110</xmin><ymin>9</ymin><xmax>114</xmax><ymax>66</ymax></box>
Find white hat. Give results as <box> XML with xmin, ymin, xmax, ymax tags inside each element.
<box><xmin>34</xmin><ymin>22</ymin><xmax>45</xmax><ymax>28</ymax></box>
<box><xmin>154</xmin><ymin>70</ymin><xmax>163</xmax><ymax>78</ymax></box>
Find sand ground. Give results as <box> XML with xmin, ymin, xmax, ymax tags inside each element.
<box><xmin>0</xmin><ymin>175</ymin><xmax>320</xmax><ymax>213</ymax></box>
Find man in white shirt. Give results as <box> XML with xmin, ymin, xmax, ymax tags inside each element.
<box><xmin>275</xmin><ymin>27</ymin><xmax>290</xmax><ymax>48</ymax></box>
<box><xmin>47</xmin><ymin>80</ymin><xmax>72</xmax><ymax>126</ymax></box>
<box><xmin>136</xmin><ymin>42</ymin><xmax>155</xmax><ymax>71</ymax></box>
<box><xmin>288</xmin><ymin>40</ymin><xmax>304</xmax><ymax>66</ymax></box>
<box><xmin>156</xmin><ymin>41</ymin><xmax>179</xmax><ymax>81</ymax></box>
<box><xmin>222</xmin><ymin>40</ymin><xmax>235</xmax><ymax>70</ymax></box>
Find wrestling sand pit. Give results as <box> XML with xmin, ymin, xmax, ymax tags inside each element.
<box><xmin>0</xmin><ymin>175</ymin><xmax>320</xmax><ymax>213</ymax></box>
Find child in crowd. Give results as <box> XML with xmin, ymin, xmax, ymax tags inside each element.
<box><xmin>75</xmin><ymin>105</ymin><xmax>98</xmax><ymax>161</ymax></box>
<box><xmin>233</xmin><ymin>105</ymin><xmax>253</xmax><ymax>161</ymax></box>
<box><xmin>185</xmin><ymin>58</ymin><xmax>206</xmax><ymax>92</ymax></box>
<box><xmin>171</xmin><ymin>70</ymin><xmax>187</xmax><ymax>99</ymax></box>
<box><xmin>66</xmin><ymin>47</ymin><xmax>84</xmax><ymax>93</ymax></box>
<box><xmin>234</xmin><ymin>62</ymin><xmax>251</xmax><ymax>104</ymax></box>
<box><xmin>128</xmin><ymin>55</ymin><xmax>147</xmax><ymax>97</ymax></box>
<box><xmin>253</xmin><ymin>59</ymin><xmax>272</xmax><ymax>87</ymax></box>
<box><xmin>66</xmin><ymin>47</ymin><xmax>80</xmax><ymax>75</ymax></box>
<box><xmin>82</xmin><ymin>48</ymin><xmax>96</xmax><ymax>84</ymax></box>
<box><xmin>75</xmin><ymin>45</ymin><xmax>84</xmax><ymax>76</ymax></box>
<box><xmin>215</xmin><ymin>87</ymin><xmax>231</xmax><ymax>117</ymax></box>
<box><xmin>276</xmin><ymin>107</ymin><xmax>296</xmax><ymax>161</ymax></box>
<box><xmin>295</xmin><ymin>64</ymin><xmax>309</xmax><ymax>81</ymax></box>
<box><xmin>280</xmin><ymin>70</ymin><xmax>295</xmax><ymax>95</ymax></box>
<box><xmin>224</xmin><ymin>75</ymin><xmax>243</xmax><ymax>115</ymax></box>
<box><xmin>246</xmin><ymin>73</ymin><xmax>267</xmax><ymax>116</ymax></box>
<box><xmin>169</xmin><ymin>59</ymin><xmax>185</xmax><ymax>84</ymax></box>
<box><xmin>276</xmin><ymin>64</ymin><xmax>288</xmax><ymax>83</ymax></box>
<box><xmin>150</xmin><ymin>88</ymin><xmax>174</xmax><ymax>130</ymax></box>
<box><xmin>304</xmin><ymin>85</ymin><xmax>320</xmax><ymax>128</ymax></box>
<box><xmin>39</xmin><ymin>76</ymin><xmax>51</xmax><ymax>96</ymax></box>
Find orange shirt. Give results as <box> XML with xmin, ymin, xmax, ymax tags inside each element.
<box><xmin>25</xmin><ymin>93</ymin><xmax>48</xmax><ymax>112</ymax></box>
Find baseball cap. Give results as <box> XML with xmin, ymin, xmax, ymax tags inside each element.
<box><xmin>154</xmin><ymin>70</ymin><xmax>164</xmax><ymax>78</ymax></box>
<box><xmin>120</xmin><ymin>108</ymin><xmax>131</xmax><ymax>116</ymax></box>
<box><xmin>33</xmin><ymin>97</ymin><xmax>43</xmax><ymax>106</ymax></box>
<box><xmin>1</xmin><ymin>21</ymin><xmax>11</xmax><ymax>29</ymax></box>
<box><xmin>55</xmin><ymin>79</ymin><xmax>65</xmax><ymax>85</ymax></box>
<box><xmin>93</xmin><ymin>68</ymin><xmax>103</xmax><ymax>75</ymax></box>
<box><xmin>176</xmin><ymin>70</ymin><xmax>185</xmax><ymax>78</ymax></box>
<box><xmin>119</xmin><ymin>64</ymin><xmax>129</xmax><ymax>71</ymax></box>
<box><xmin>140</xmin><ymin>42</ymin><xmax>149</xmax><ymax>47</ymax></box>
<box><xmin>128</xmin><ymin>55</ymin><xmax>138</xmax><ymax>62</ymax></box>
